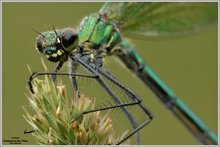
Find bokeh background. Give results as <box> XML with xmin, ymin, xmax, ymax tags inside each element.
<box><xmin>2</xmin><ymin>2</ymin><xmax>218</xmax><ymax>145</ymax></box>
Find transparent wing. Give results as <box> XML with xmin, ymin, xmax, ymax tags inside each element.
<box><xmin>99</xmin><ymin>2</ymin><xmax>218</xmax><ymax>39</ymax></box>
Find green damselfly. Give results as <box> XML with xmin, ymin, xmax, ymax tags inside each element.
<box><xmin>29</xmin><ymin>2</ymin><xmax>218</xmax><ymax>145</ymax></box>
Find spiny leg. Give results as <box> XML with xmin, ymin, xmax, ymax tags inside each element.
<box><xmin>70</xmin><ymin>55</ymin><xmax>153</xmax><ymax>144</ymax></box>
<box><xmin>28</xmin><ymin>71</ymin><xmax>98</xmax><ymax>94</ymax></box>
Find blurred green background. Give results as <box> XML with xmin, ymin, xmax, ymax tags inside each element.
<box><xmin>2</xmin><ymin>2</ymin><xmax>218</xmax><ymax>145</ymax></box>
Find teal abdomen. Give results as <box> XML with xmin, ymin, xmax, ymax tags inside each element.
<box><xmin>78</xmin><ymin>13</ymin><xmax>119</xmax><ymax>48</ymax></box>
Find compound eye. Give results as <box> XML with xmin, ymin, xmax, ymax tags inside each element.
<box><xmin>36</xmin><ymin>35</ymin><xmax>45</xmax><ymax>53</ymax></box>
<box><xmin>61</xmin><ymin>28</ymin><xmax>79</xmax><ymax>52</ymax></box>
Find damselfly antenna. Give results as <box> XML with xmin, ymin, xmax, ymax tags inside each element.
<box><xmin>52</xmin><ymin>25</ymin><xmax>60</xmax><ymax>43</ymax></box>
<box><xmin>31</xmin><ymin>28</ymin><xmax>46</xmax><ymax>39</ymax></box>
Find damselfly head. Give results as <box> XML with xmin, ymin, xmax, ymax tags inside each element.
<box><xmin>35</xmin><ymin>28</ymin><xmax>79</xmax><ymax>62</ymax></box>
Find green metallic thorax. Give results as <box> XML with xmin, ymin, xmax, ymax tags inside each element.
<box><xmin>78</xmin><ymin>13</ymin><xmax>120</xmax><ymax>51</ymax></box>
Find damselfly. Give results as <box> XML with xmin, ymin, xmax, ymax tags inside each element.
<box><xmin>29</xmin><ymin>2</ymin><xmax>218</xmax><ymax>145</ymax></box>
